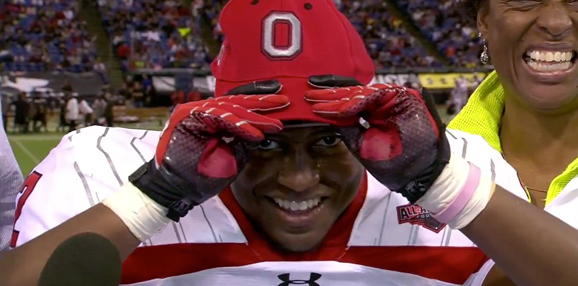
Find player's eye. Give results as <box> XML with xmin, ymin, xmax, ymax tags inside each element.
<box><xmin>315</xmin><ymin>136</ymin><xmax>342</xmax><ymax>147</ymax></box>
<box><xmin>255</xmin><ymin>139</ymin><xmax>280</xmax><ymax>150</ymax></box>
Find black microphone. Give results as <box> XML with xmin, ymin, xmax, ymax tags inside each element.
<box><xmin>38</xmin><ymin>232</ymin><xmax>122</xmax><ymax>286</ymax></box>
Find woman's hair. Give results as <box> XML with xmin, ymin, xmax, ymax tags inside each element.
<box><xmin>460</xmin><ymin>0</ymin><xmax>487</xmax><ymax>24</ymax></box>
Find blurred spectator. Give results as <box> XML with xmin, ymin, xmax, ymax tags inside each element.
<box><xmin>56</xmin><ymin>93</ymin><xmax>68</xmax><ymax>132</ymax></box>
<box><xmin>13</xmin><ymin>92</ymin><xmax>30</xmax><ymax>133</ymax></box>
<box><xmin>64</xmin><ymin>93</ymin><xmax>79</xmax><ymax>132</ymax></box>
<box><xmin>30</xmin><ymin>93</ymin><xmax>47</xmax><ymax>132</ymax></box>
<box><xmin>93</xmin><ymin>58</ymin><xmax>110</xmax><ymax>85</ymax></box>
<box><xmin>141</xmin><ymin>75</ymin><xmax>153</xmax><ymax>105</ymax></box>
<box><xmin>92</xmin><ymin>94</ymin><xmax>107</xmax><ymax>125</ymax></box>
<box><xmin>132</xmin><ymin>81</ymin><xmax>144</xmax><ymax>107</ymax></box>
<box><xmin>103</xmin><ymin>92</ymin><xmax>114</xmax><ymax>127</ymax></box>
<box><xmin>79</xmin><ymin>96</ymin><xmax>94</xmax><ymax>127</ymax></box>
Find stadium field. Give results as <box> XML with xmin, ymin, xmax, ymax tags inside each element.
<box><xmin>7</xmin><ymin>107</ymin><xmax>452</xmax><ymax>176</ymax></box>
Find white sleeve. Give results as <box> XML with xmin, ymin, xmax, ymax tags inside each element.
<box><xmin>80</xmin><ymin>101</ymin><xmax>93</xmax><ymax>114</ymax></box>
<box><xmin>84</xmin><ymin>101</ymin><xmax>93</xmax><ymax>114</ymax></box>
<box><xmin>11</xmin><ymin>135</ymin><xmax>113</xmax><ymax>247</ymax></box>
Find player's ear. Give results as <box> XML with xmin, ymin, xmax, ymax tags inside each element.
<box><xmin>308</xmin><ymin>74</ymin><xmax>363</xmax><ymax>88</ymax></box>
<box><xmin>226</xmin><ymin>79</ymin><xmax>282</xmax><ymax>95</ymax></box>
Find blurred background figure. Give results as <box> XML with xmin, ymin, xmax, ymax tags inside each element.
<box><xmin>64</xmin><ymin>93</ymin><xmax>79</xmax><ymax>133</ymax></box>
<box><xmin>30</xmin><ymin>92</ymin><xmax>47</xmax><ymax>133</ymax></box>
<box><xmin>78</xmin><ymin>95</ymin><xmax>93</xmax><ymax>127</ymax></box>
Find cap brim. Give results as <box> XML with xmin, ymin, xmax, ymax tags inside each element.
<box><xmin>215</xmin><ymin>77</ymin><xmax>359</xmax><ymax>126</ymax></box>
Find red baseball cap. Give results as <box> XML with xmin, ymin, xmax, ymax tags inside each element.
<box><xmin>211</xmin><ymin>0</ymin><xmax>374</xmax><ymax>124</ymax></box>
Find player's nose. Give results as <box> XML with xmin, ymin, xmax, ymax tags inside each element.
<box><xmin>277</xmin><ymin>149</ymin><xmax>320</xmax><ymax>192</ymax></box>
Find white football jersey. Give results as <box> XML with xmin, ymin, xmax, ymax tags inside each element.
<box><xmin>11</xmin><ymin>126</ymin><xmax>545</xmax><ymax>286</ymax></box>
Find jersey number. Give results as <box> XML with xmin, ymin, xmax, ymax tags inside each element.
<box><xmin>261</xmin><ymin>12</ymin><xmax>302</xmax><ymax>60</ymax></box>
<box><xmin>10</xmin><ymin>171</ymin><xmax>43</xmax><ymax>248</ymax></box>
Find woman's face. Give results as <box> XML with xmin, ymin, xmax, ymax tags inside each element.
<box><xmin>479</xmin><ymin>0</ymin><xmax>578</xmax><ymax>112</ymax></box>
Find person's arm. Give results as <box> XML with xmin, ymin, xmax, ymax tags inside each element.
<box><xmin>0</xmin><ymin>111</ymin><xmax>24</xmax><ymax>252</ymax></box>
<box><xmin>467</xmin><ymin>187</ymin><xmax>578</xmax><ymax>286</ymax></box>
<box><xmin>0</xmin><ymin>204</ymin><xmax>140</xmax><ymax>286</ymax></box>
<box><xmin>481</xmin><ymin>265</ymin><xmax>515</xmax><ymax>286</ymax></box>
<box><xmin>0</xmin><ymin>132</ymin><xmax>148</xmax><ymax>286</ymax></box>
<box><xmin>414</xmin><ymin>152</ymin><xmax>578</xmax><ymax>286</ymax></box>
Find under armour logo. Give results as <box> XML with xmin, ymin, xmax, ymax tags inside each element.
<box><xmin>277</xmin><ymin>272</ymin><xmax>322</xmax><ymax>286</ymax></box>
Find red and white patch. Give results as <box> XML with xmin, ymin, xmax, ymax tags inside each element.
<box><xmin>396</xmin><ymin>204</ymin><xmax>446</xmax><ymax>233</ymax></box>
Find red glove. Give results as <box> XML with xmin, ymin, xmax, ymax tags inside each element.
<box><xmin>130</xmin><ymin>81</ymin><xmax>289</xmax><ymax>221</ymax></box>
<box><xmin>305</xmin><ymin>77</ymin><xmax>450</xmax><ymax>203</ymax></box>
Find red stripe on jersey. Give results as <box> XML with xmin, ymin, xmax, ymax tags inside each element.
<box><xmin>122</xmin><ymin>244</ymin><xmax>488</xmax><ymax>285</ymax></box>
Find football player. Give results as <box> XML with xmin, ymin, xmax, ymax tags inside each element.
<box><xmin>2</xmin><ymin>1</ymin><xmax>578</xmax><ymax>286</ymax></box>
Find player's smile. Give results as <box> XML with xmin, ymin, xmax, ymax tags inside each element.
<box><xmin>265</xmin><ymin>194</ymin><xmax>329</xmax><ymax>231</ymax></box>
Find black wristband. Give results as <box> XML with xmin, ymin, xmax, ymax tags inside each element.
<box><xmin>399</xmin><ymin>133</ymin><xmax>451</xmax><ymax>204</ymax></box>
<box><xmin>128</xmin><ymin>160</ymin><xmax>198</xmax><ymax>222</ymax></box>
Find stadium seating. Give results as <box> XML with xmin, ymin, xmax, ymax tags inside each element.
<box><xmin>2</xmin><ymin>0</ymin><xmax>486</xmax><ymax>73</ymax></box>
<box><xmin>97</xmin><ymin>0</ymin><xmax>212</xmax><ymax>72</ymax></box>
<box><xmin>0</xmin><ymin>0</ymin><xmax>97</xmax><ymax>73</ymax></box>
<box><xmin>340</xmin><ymin>0</ymin><xmax>443</xmax><ymax>68</ymax></box>
<box><xmin>399</xmin><ymin>0</ymin><xmax>482</xmax><ymax>68</ymax></box>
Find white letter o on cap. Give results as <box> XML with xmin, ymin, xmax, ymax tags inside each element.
<box><xmin>262</xmin><ymin>12</ymin><xmax>302</xmax><ymax>59</ymax></box>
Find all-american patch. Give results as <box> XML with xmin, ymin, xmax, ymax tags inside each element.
<box><xmin>396</xmin><ymin>204</ymin><xmax>446</xmax><ymax>233</ymax></box>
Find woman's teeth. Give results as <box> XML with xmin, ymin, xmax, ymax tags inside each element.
<box><xmin>525</xmin><ymin>51</ymin><xmax>574</xmax><ymax>72</ymax></box>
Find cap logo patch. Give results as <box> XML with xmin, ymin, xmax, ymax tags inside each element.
<box><xmin>262</xmin><ymin>12</ymin><xmax>303</xmax><ymax>60</ymax></box>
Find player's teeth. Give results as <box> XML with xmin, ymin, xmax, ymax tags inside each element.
<box><xmin>273</xmin><ymin>198</ymin><xmax>321</xmax><ymax>211</ymax></box>
<box><xmin>526</xmin><ymin>50</ymin><xmax>574</xmax><ymax>62</ymax></box>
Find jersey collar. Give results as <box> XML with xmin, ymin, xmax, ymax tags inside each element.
<box><xmin>218</xmin><ymin>173</ymin><xmax>368</xmax><ymax>260</ymax></box>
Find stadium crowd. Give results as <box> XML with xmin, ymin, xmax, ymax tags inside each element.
<box><xmin>400</xmin><ymin>0</ymin><xmax>483</xmax><ymax>68</ymax></box>
<box><xmin>97</xmin><ymin>0</ymin><xmax>212</xmax><ymax>71</ymax></box>
<box><xmin>92</xmin><ymin>0</ymin><xmax>478</xmax><ymax>71</ymax></box>
<box><xmin>0</xmin><ymin>0</ymin><xmax>487</xmax><ymax>74</ymax></box>
<box><xmin>0</xmin><ymin>0</ymin><xmax>98</xmax><ymax>73</ymax></box>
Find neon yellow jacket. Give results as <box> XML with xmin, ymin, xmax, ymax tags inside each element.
<box><xmin>448</xmin><ymin>71</ymin><xmax>578</xmax><ymax>204</ymax></box>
